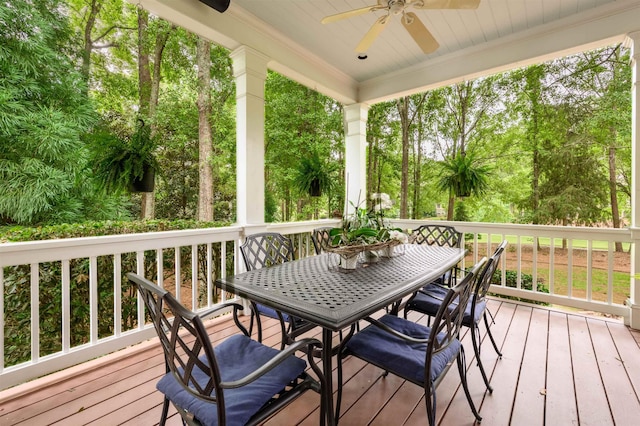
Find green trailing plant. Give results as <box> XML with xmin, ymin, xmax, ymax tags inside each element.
<box><xmin>294</xmin><ymin>151</ymin><xmax>334</xmax><ymax>197</ymax></box>
<box><xmin>437</xmin><ymin>151</ymin><xmax>491</xmax><ymax>198</ymax></box>
<box><xmin>90</xmin><ymin>119</ymin><xmax>160</xmax><ymax>193</ymax></box>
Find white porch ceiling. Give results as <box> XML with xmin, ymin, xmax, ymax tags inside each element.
<box><xmin>137</xmin><ymin>0</ymin><xmax>640</xmax><ymax>104</ymax></box>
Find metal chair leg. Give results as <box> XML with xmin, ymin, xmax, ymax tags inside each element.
<box><xmin>457</xmin><ymin>347</ymin><xmax>482</xmax><ymax>423</ymax></box>
<box><xmin>471</xmin><ymin>322</ymin><xmax>493</xmax><ymax>393</ymax></box>
<box><xmin>484</xmin><ymin>312</ymin><xmax>503</xmax><ymax>357</ymax></box>
<box><xmin>159</xmin><ymin>396</ymin><xmax>170</xmax><ymax>426</ymax></box>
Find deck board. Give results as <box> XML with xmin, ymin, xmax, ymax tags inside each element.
<box><xmin>1</xmin><ymin>298</ymin><xmax>639</xmax><ymax>426</ymax></box>
<box><xmin>511</xmin><ymin>307</ymin><xmax>548</xmax><ymax>424</ymax></box>
<box><xmin>545</xmin><ymin>311</ymin><xmax>578</xmax><ymax>424</ymax></box>
<box><xmin>589</xmin><ymin>318</ymin><xmax>640</xmax><ymax>425</ymax></box>
<box><xmin>569</xmin><ymin>314</ymin><xmax>614</xmax><ymax>425</ymax></box>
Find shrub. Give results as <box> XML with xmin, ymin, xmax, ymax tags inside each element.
<box><xmin>490</xmin><ymin>269</ymin><xmax>549</xmax><ymax>305</ymax></box>
<box><xmin>1</xmin><ymin>219</ymin><xmax>230</xmax><ymax>367</ymax></box>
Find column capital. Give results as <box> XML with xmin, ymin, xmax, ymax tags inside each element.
<box><xmin>230</xmin><ymin>46</ymin><xmax>270</xmax><ymax>78</ymax></box>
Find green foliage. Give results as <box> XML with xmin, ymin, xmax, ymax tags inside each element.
<box><xmin>294</xmin><ymin>151</ymin><xmax>335</xmax><ymax>197</ymax></box>
<box><xmin>1</xmin><ymin>219</ymin><xmax>231</xmax><ymax>367</ymax></box>
<box><xmin>491</xmin><ymin>269</ymin><xmax>550</xmax><ymax>305</ymax></box>
<box><xmin>0</xmin><ymin>219</ymin><xmax>228</xmax><ymax>242</ymax></box>
<box><xmin>437</xmin><ymin>151</ymin><xmax>491</xmax><ymax>198</ymax></box>
<box><xmin>0</xmin><ymin>0</ymin><xmax>103</xmax><ymax>225</ymax></box>
<box><xmin>328</xmin><ymin>198</ymin><xmax>401</xmax><ymax>246</ymax></box>
<box><xmin>89</xmin><ymin>120</ymin><xmax>160</xmax><ymax>193</ymax></box>
<box><xmin>454</xmin><ymin>200</ymin><xmax>470</xmax><ymax>221</ymax></box>
<box><xmin>264</xmin><ymin>71</ymin><xmax>343</xmax><ymax>221</ymax></box>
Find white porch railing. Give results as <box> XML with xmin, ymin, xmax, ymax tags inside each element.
<box><xmin>0</xmin><ymin>219</ymin><xmax>633</xmax><ymax>391</ymax></box>
<box><xmin>393</xmin><ymin>220</ymin><xmax>632</xmax><ymax>318</ymax></box>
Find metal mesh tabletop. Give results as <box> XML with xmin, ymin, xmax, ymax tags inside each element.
<box><xmin>217</xmin><ymin>244</ymin><xmax>465</xmax><ymax>330</ymax></box>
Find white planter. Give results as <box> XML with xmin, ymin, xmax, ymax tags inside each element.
<box><xmin>381</xmin><ymin>246</ymin><xmax>395</xmax><ymax>258</ymax></box>
<box><xmin>339</xmin><ymin>254</ymin><xmax>359</xmax><ymax>270</ymax></box>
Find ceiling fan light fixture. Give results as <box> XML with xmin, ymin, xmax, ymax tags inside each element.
<box><xmin>389</xmin><ymin>0</ymin><xmax>406</xmax><ymax>15</ymax></box>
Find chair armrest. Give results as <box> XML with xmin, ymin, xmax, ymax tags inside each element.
<box><xmin>362</xmin><ymin>317</ymin><xmax>431</xmax><ymax>345</ymax></box>
<box><xmin>197</xmin><ymin>302</ymin><xmax>245</xmax><ymax>319</ymax></box>
<box><xmin>198</xmin><ymin>302</ymin><xmax>249</xmax><ymax>336</ymax></box>
<box><xmin>219</xmin><ymin>337</ymin><xmax>323</xmax><ymax>389</ymax></box>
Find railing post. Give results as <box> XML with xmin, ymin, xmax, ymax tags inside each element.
<box><xmin>628</xmin><ymin>228</ymin><xmax>640</xmax><ymax>330</ymax></box>
<box><xmin>627</xmin><ymin>31</ymin><xmax>640</xmax><ymax>330</ymax></box>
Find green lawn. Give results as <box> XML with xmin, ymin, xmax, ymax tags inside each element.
<box><xmin>472</xmin><ymin>234</ymin><xmax>630</xmax><ymax>252</ymax></box>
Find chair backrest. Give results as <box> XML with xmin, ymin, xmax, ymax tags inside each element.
<box><xmin>127</xmin><ymin>273</ymin><xmax>223</xmax><ymax>409</ymax></box>
<box><xmin>426</xmin><ymin>258</ymin><xmax>485</xmax><ymax>361</ymax></box>
<box><xmin>474</xmin><ymin>240</ymin><xmax>508</xmax><ymax>301</ymax></box>
<box><xmin>240</xmin><ymin>232</ymin><xmax>295</xmax><ymax>271</ymax></box>
<box><xmin>410</xmin><ymin>224</ymin><xmax>463</xmax><ymax>248</ymax></box>
<box><xmin>311</xmin><ymin>227</ymin><xmax>334</xmax><ymax>255</ymax></box>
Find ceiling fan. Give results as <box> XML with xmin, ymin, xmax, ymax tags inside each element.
<box><xmin>321</xmin><ymin>0</ymin><xmax>480</xmax><ymax>54</ymax></box>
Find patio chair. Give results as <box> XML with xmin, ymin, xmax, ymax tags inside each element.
<box><xmin>410</xmin><ymin>224</ymin><xmax>464</xmax><ymax>286</ymax></box>
<box><xmin>404</xmin><ymin>240</ymin><xmax>508</xmax><ymax>392</ymax></box>
<box><xmin>336</xmin><ymin>258</ymin><xmax>486</xmax><ymax>425</ymax></box>
<box><xmin>127</xmin><ymin>272</ymin><xmax>326</xmax><ymax>426</ymax></box>
<box><xmin>311</xmin><ymin>226</ymin><xmax>334</xmax><ymax>255</ymax></box>
<box><xmin>239</xmin><ymin>232</ymin><xmax>315</xmax><ymax>349</ymax></box>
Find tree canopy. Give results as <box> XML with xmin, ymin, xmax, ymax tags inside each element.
<box><xmin>0</xmin><ymin>1</ymin><xmax>632</xmax><ymax>231</ymax></box>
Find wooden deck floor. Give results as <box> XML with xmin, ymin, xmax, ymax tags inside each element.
<box><xmin>1</xmin><ymin>298</ymin><xmax>640</xmax><ymax>426</ymax></box>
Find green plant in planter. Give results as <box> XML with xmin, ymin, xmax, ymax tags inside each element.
<box><xmin>90</xmin><ymin>119</ymin><xmax>159</xmax><ymax>193</ymax></box>
<box><xmin>328</xmin><ymin>198</ymin><xmax>401</xmax><ymax>247</ymax></box>
<box><xmin>294</xmin><ymin>151</ymin><xmax>334</xmax><ymax>197</ymax></box>
<box><xmin>437</xmin><ymin>151</ymin><xmax>490</xmax><ymax>198</ymax></box>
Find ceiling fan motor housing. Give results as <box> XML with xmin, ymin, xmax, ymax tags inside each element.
<box><xmin>389</xmin><ymin>1</ymin><xmax>407</xmax><ymax>15</ymax></box>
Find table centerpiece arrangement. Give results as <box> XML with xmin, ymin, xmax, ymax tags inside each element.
<box><xmin>325</xmin><ymin>193</ymin><xmax>408</xmax><ymax>270</ymax></box>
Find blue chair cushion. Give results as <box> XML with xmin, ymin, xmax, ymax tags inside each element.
<box><xmin>345</xmin><ymin>314</ymin><xmax>461</xmax><ymax>384</ymax></box>
<box><xmin>156</xmin><ymin>334</ymin><xmax>307</xmax><ymax>426</ymax></box>
<box><xmin>408</xmin><ymin>284</ymin><xmax>485</xmax><ymax>326</ymax></box>
<box><xmin>256</xmin><ymin>304</ymin><xmax>306</xmax><ymax>327</ymax></box>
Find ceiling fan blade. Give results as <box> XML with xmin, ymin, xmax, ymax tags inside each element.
<box><xmin>413</xmin><ymin>0</ymin><xmax>481</xmax><ymax>9</ymax></box>
<box><xmin>321</xmin><ymin>4</ymin><xmax>386</xmax><ymax>24</ymax></box>
<box><xmin>355</xmin><ymin>16</ymin><xmax>391</xmax><ymax>53</ymax></box>
<box><xmin>402</xmin><ymin>12</ymin><xmax>439</xmax><ymax>53</ymax></box>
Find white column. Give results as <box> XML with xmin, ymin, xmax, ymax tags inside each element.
<box><xmin>230</xmin><ymin>46</ymin><xmax>269</xmax><ymax>226</ymax></box>
<box><xmin>343</xmin><ymin>103</ymin><xmax>369</xmax><ymax>215</ymax></box>
<box><xmin>627</xmin><ymin>31</ymin><xmax>640</xmax><ymax>330</ymax></box>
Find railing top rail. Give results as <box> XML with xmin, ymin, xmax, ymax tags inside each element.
<box><xmin>0</xmin><ymin>226</ymin><xmax>244</xmax><ymax>267</ymax></box>
<box><xmin>390</xmin><ymin>220</ymin><xmax>632</xmax><ymax>242</ymax></box>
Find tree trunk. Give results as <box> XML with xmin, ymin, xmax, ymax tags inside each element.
<box><xmin>412</xmin><ymin>109</ymin><xmax>423</xmax><ymax>219</ymax></box>
<box><xmin>397</xmin><ymin>97</ymin><xmax>410</xmax><ymax>218</ymax></box>
<box><xmin>137</xmin><ymin>11</ymin><xmax>173</xmax><ymax>219</ymax></box>
<box><xmin>446</xmin><ymin>193</ymin><xmax>455</xmax><ymax>221</ymax></box>
<box><xmin>197</xmin><ymin>37</ymin><xmax>214</xmax><ymax>222</ymax></box>
<box><xmin>81</xmin><ymin>0</ymin><xmax>102</xmax><ymax>84</ymax></box>
<box><xmin>608</xmin><ymin>135</ymin><xmax>623</xmax><ymax>252</ymax></box>
<box><xmin>137</xmin><ymin>9</ymin><xmax>153</xmax><ymax>219</ymax></box>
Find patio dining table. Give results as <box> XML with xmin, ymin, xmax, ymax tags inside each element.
<box><xmin>215</xmin><ymin>243</ymin><xmax>466</xmax><ymax>425</ymax></box>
